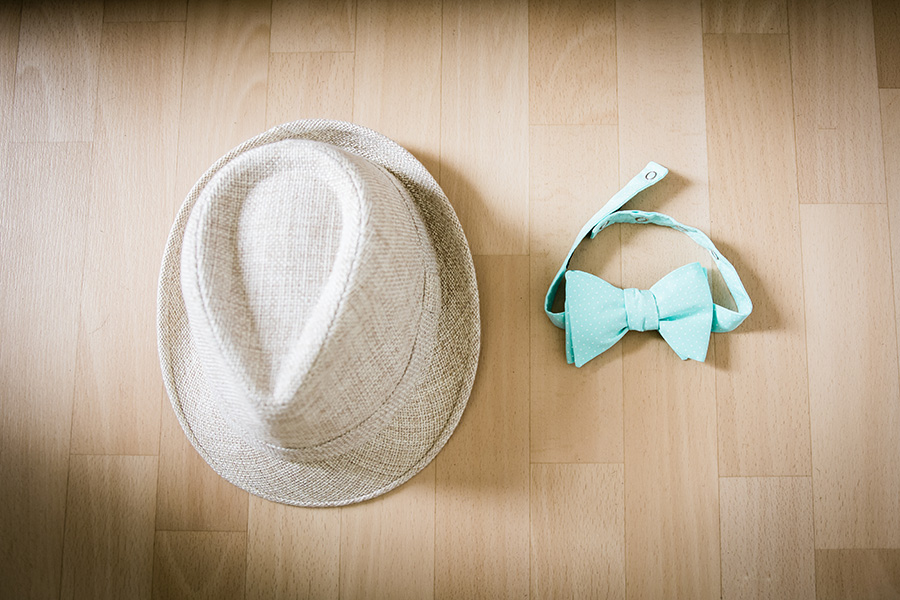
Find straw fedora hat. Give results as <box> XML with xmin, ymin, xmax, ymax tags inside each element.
<box><xmin>157</xmin><ymin>120</ymin><xmax>480</xmax><ymax>507</ymax></box>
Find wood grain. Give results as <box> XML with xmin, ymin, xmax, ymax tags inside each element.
<box><xmin>174</xmin><ymin>0</ymin><xmax>269</xmax><ymax>201</ymax></box>
<box><xmin>528</xmin><ymin>0</ymin><xmax>617</xmax><ymax>125</ymax></box>
<box><xmin>354</xmin><ymin>0</ymin><xmax>441</xmax><ymax>177</ymax></box>
<box><xmin>435</xmin><ymin>256</ymin><xmax>530</xmax><ymax>600</ymax></box>
<box><xmin>789</xmin><ymin>0</ymin><xmax>886</xmax><ymax>204</ymax></box>
<box><xmin>152</xmin><ymin>531</ymin><xmax>247</xmax><ymax>600</ymax></box>
<box><xmin>616</xmin><ymin>0</ymin><xmax>710</xmax><ymax>220</ymax></box>
<box><xmin>616</xmin><ymin>2</ymin><xmax>720</xmax><ymax>598</ymax></box>
<box><xmin>530</xmin><ymin>464</ymin><xmax>625</xmax><ymax>599</ymax></box>
<box><xmin>266</xmin><ymin>52</ymin><xmax>354</xmax><ymax>127</ymax></box>
<box><xmin>816</xmin><ymin>549</ymin><xmax>900</xmax><ymax>600</ymax></box>
<box><xmin>11</xmin><ymin>0</ymin><xmax>102</xmax><ymax>142</ymax></box>
<box><xmin>155</xmin><ymin>400</ymin><xmax>249</xmax><ymax>531</ymax></box>
<box><xmin>0</xmin><ymin>2</ymin><xmax>21</xmax><ymax>140</ymax></box>
<box><xmin>270</xmin><ymin>0</ymin><xmax>355</xmax><ymax>53</ymax></box>
<box><xmin>246</xmin><ymin>498</ymin><xmax>340</xmax><ymax>600</ymax></box>
<box><xmin>60</xmin><ymin>455</ymin><xmax>158</xmax><ymax>600</ymax></box>
<box><xmin>340</xmin><ymin>465</ymin><xmax>435</xmax><ymax>600</ymax></box>
<box><xmin>0</xmin><ymin>142</ymin><xmax>91</xmax><ymax>600</ymax></box>
<box><xmin>70</xmin><ymin>21</ymin><xmax>184</xmax><ymax>455</ymax></box>
<box><xmin>104</xmin><ymin>0</ymin><xmax>187</xmax><ymax>22</ymax></box>
<box><xmin>719</xmin><ymin>477</ymin><xmax>815</xmax><ymax>600</ymax></box>
<box><xmin>873</xmin><ymin>0</ymin><xmax>900</xmax><ymax>89</ymax></box>
<box><xmin>702</xmin><ymin>0</ymin><xmax>787</xmax><ymax>33</ymax></box>
<box><xmin>529</xmin><ymin>124</ymin><xmax>624</xmax><ymax>463</ymax></box>
<box><xmin>157</xmin><ymin>0</ymin><xmax>269</xmax><ymax>525</ymax></box>
<box><xmin>801</xmin><ymin>204</ymin><xmax>900</xmax><ymax>548</ymax></box>
<box><xmin>884</xmin><ymin>90</ymin><xmax>900</xmax><ymax>360</ymax></box>
<box><xmin>622</xmin><ymin>345</ymin><xmax>720</xmax><ymax>600</ymax></box>
<box><xmin>441</xmin><ymin>0</ymin><xmax>529</xmax><ymax>255</ymax></box>
<box><xmin>703</xmin><ymin>33</ymin><xmax>810</xmax><ymax>477</ymax></box>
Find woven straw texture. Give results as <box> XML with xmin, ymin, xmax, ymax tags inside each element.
<box><xmin>181</xmin><ymin>140</ymin><xmax>440</xmax><ymax>462</ymax></box>
<box><xmin>157</xmin><ymin>120</ymin><xmax>480</xmax><ymax>507</ymax></box>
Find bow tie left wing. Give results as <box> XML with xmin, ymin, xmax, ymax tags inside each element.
<box><xmin>563</xmin><ymin>271</ymin><xmax>627</xmax><ymax>367</ymax></box>
<box><xmin>651</xmin><ymin>263</ymin><xmax>714</xmax><ymax>361</ymax></box>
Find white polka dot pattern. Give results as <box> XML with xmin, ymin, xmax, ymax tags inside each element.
<box><xmin>564</xmin><ymin>263</ymin><xmax>714</xmax><ymax>366</ymax></box>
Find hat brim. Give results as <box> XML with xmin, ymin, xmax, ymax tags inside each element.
<box><xmin>157</xmin><ymin>120</ymin><xmax>480</xmax><ymax>507</ymax></box>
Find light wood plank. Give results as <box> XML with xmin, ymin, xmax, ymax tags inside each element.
<box><xmin>435</xmin><ymin>255</ymin><xmax>530</xmax><ymax>599</ymax></box>
<box><xmin>789</xmin><ymin>0</ymin><xmax>886</xmax><ymax>204</ymax></box>
<box><xmin>266</xmin><ymin>52</ymin><xmax>354</xmax><ymax>128</ymax></box>
<box><xmin>0</xmin><ymin>2</ymin><xmax>21</xmax><ymax>140</ymax></box>
<box><xmin>873</xmin><ymin>0</ymin><xmax>900</xmax><ymax>89</ymax></box>
<box><xmin>441</xmin><ymin>0</ymin><xmax>529</xmax><ymax>255</ymax></box>
<box><xmin>339</xmin><ymin>464</ymin><xmax>435</xmax><ymax>600</ymax></box>
<box><xmin>529</xmin><ymin>124</ymin><xmax>624</xmax><ymax>463</ymax></box>
<box><xmin>156</xmin><ymin>399</ymin><xmax>249</xmax><ymax>531</ymax></box>
<box><xmin>530</xmin><ymin>464</ymin><xmax>625</xmax><ymax>599</ymax></box>
<box><xmin>801</xmin><ymin>204</ymin><xmax>900</xmax><ymax>548</ymax></box>
<box><xmin>174</xmin><ymin>0</ymin><xmax>269</xmax><ymax>201</ymax></box>
<box><xmin>702</xmin><ymin>0</ymin><xmax>787</xmax><ymax>33</ymax></box>
<box><xmin>246</xmin><ymin>499</ymin><xmax>340</xmax><ymax>600</ymax></box>
<box><xmin>719</xmin><ymin>477</ymin><xmax>815</xmax><ymax>600</ymax></box>
<box><xmin>11</xmin><ymin>0</ymin><xmax>102</xmax><ymax>142</ymax></box>
<box><xmin>104</xmin><ymin>0</ymin><xmax>187</xmax><ymax>22</ymax></box>
<box><xmin>616</xmin><ymin>2</ymin><xmax>721</xmax><ymax>598</ymax></box>
<box><xmin>157</xmin><ymin>0</ymin><xmax>268</xmax><ymax>528</ymax></box>
<box><xmin>617</xmin><ymin>0</ymin><xmax>710</xmax><ymax>221</ymax></box>
<box><xmin>270</xmin><ymin>0</ymin><xmax>355</xmax><ymax>53</ymax></box>
<box><xmin>354</xmin><ymin>0</ymin><xmax>441</xmax><ymax>177</ymax></box>
<box><xmin>152</xmin><ymin>531</ymin><xmax>247</xmax><ymax>600</ymax></box>
<box><xmin>816</xmin><ymin>549</ymin><xmax>900</xmax><ymax>600</ymax></box>
<box><xmin>884</xmin><ymin>90</ymin><xmax>900</xmax><ymax>363</ymax></box>
<box><xmin>528</xmin><ymin>0</ymin><xmax>617</xmax><ymax>125</ymax></box>
<box><xmin>60</xmin><ymin>455</ymin><xmax>158</xmax><ymax>600</ymax></box>
<box><xmin>0</xmin><ymin>142</ymin><xmax>91</xmax><ymax>600</ymax></box>
<box><xmin>703</xmin><ymin>33</ymin><xmax>810</xmax><ymax>476</ymax></box>
<box><xmin>70</xmin><ymin>21</ymin><xmax>184</xmax><ymax>455</ymax></box>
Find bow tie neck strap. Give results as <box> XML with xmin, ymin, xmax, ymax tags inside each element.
<box><xmin>590</xmin><ymin>210</ymin><xmax>751</xmax><ymax>333</ymax></box>
<box><xmin>544</xmin><ymin>164</ymin><xmax>752</xmax><ymax>335</ymax></box>
<box><xmin>544</xmin><ymin>162</ymin><xmax>668</xmax><ymax>330</ymax></box>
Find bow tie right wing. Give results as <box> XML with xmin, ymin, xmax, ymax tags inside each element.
<box><xmin>563</xmin><ymin>271</ymin><xmax>628</xmax><ymax>367</ymax></box>
<box><xmin>650</xmin><ymin>263</ymin><xmax>714</xmax><ymax>361</ymax></box>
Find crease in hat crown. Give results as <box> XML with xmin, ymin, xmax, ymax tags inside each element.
<box><xmin>179</xmin><ymin>138</ymin><xmax>440</xmax><ymax>463</ymax></box>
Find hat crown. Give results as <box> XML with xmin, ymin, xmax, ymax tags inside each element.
<box><xmin>180</xmin><ymin>139</ymin><xmax>439</xmax><ymax>461</ymax></box>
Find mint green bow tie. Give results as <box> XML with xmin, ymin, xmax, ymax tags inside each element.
<box><xmin>545</xmin><ymin>162</ymin><xmax>752</xmax><ymax>366</ymax></box>
<box><xmin>565</xmin><ymin>262</ymin><xmax>713</xmax><ymax>366</ymax></box>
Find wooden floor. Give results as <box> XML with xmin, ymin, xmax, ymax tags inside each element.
<box><xmin>2</xmin><ymin>0</ymin><xmax>900</xmax><ymax>598</ymax></box>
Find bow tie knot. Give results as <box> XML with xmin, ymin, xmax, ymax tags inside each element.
<box><xmin>623</xmin><ymin>288</ymin><xmax>658</xmax><ymax>332</ymax></box>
